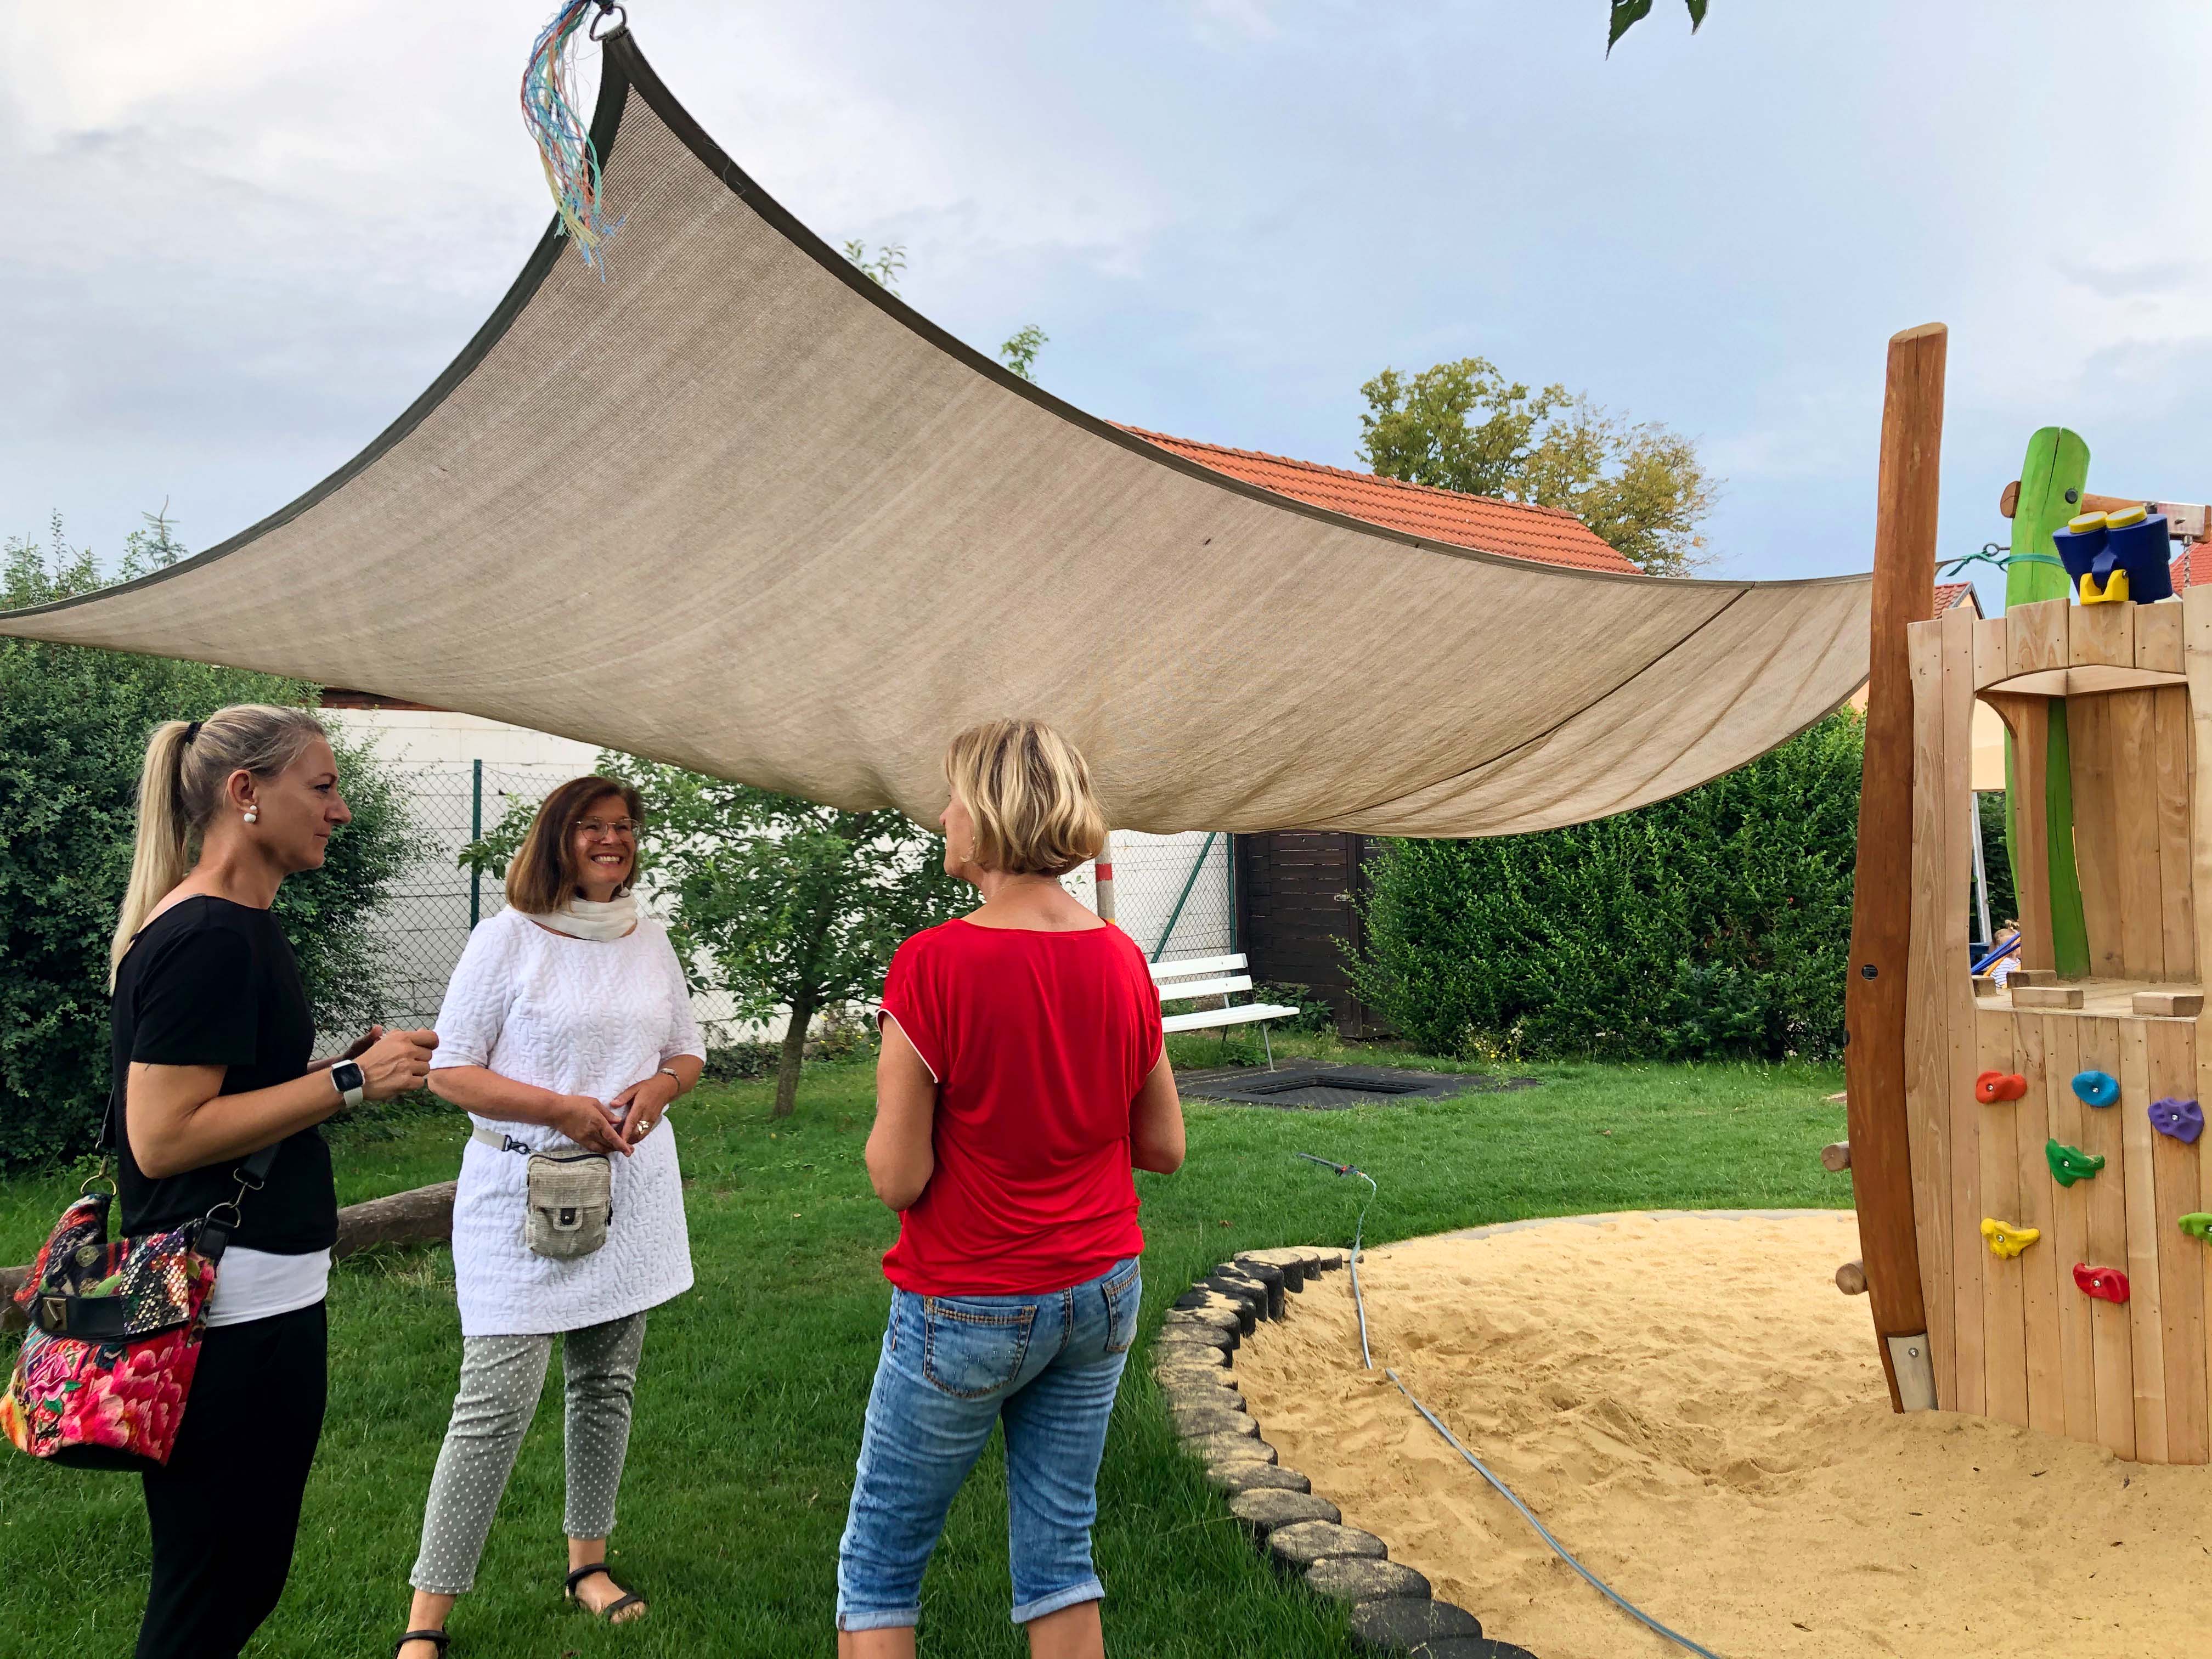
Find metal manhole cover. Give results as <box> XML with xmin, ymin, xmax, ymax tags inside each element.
<box><xmin>1174</xmin><ymin>1061</ymin><xmax>1541</xmax><ymax>1111</ymax></box>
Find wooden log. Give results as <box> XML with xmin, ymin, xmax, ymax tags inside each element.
<box><xmin>2138</xmin><ymin>603</ymin><xmax>2187</xmax><ymax>676</ymax></box>
<box><xmin>2136</xmin><ymin>991</ymin><xmax>2206</xmax><ymax>1018</ymax></box>
<box><xmin>1821</xmin><ymin>1141</ymin><xmax>1853</xmax><ymax>1172</ymax></box>
<box><xmin>2072</xmin><ymin>605</ymin><xmax>2136</xmax><ymax>671</ymax></box>
<box><xmin>2121</xmin><ymin>1020</ymin><xmax>2170</xmax><ymax>1461</ymax></box>
<box><xmin>2044</xmin><ymin>1014</ymin><xmax>2098</xmax><ymax>1442</ymax></box>
<box><xmin>1837</xmin><ymin>1260</ymin><xmax>1870</xmax><ymax>1295</ymax></box>
<box><xmin>1844</xmin><ymin>322</ymin><xmax>1944</xmax><ymax>1414</ymax></box>
<box><xmin>1979</xmin><ymin>1009</ymin><xmax>2030</xmax><ymax>1430</ymax></box>
<box><xmin>2156</xmin><ymin>686</ymin><xmax>2199</xmax><ymax>984</ymax></box>
<box><xmin>2113</xmin><ymin>691</ymin><xmax>2166</xmax><ymax>980</ymax></box>
<box><xmin>332</xmin><ymin>1181</ymin><xmax>457</xmax><ymax>1259</ymax></box>
<box><xmin>2149</xmin><ymin>1018</ymin><xmax>2208</xmax><ymax>1463</ymax></box>
<box><xmin>2071</xmin><ymin>692</ymin><xmax>2125</xmax><ymax>978</ymax></box>
<box><xmin>1973</xmin><ymin>617</ymin><xmax>2012</xmax><ymax>689</ymax></box>
<box><xmin>2013</xmin><ymin>1013</ymin><xmax>2065</xmax><ymax>1436</ymax></box>
<box><xmin>1973</xmin><ymin>974</ymin><xmax>1999</xmax><ymax>998</ymax></box>
<box><xmin>2079</xmin><ymin>1016</ymin><xmax>2137</xmax><ymax>1458</ymax></box>
<box><xmin>2007</xmin><ymin>599</ymin><xmax>2072</xmax><ymax>676</ymax></box>
<box><xmin>1986</xmin><ymin>694</ymin><xmax>2055</xmax><ymax>972</ymax></box>
<box><xmin>1906</xmin><ymin>619</ymin><xmax>1958</xmax><ymax>1410</ymax></box>
<box><xmin>2011</xmin><ymin>985</ymin><xmax>2085</xmax><ymax>1009</ymax></box>
<box><xmin>2001</xmin><ymin>479</ymin><xmax>2206</xmax><ymax>538</ymax></box>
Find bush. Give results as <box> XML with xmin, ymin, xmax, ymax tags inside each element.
<box><xmin>0</xmin><ymin>518</ymin><xmax>415</xmax><ymax>1166</ymax></box>
<box><xmin>1347</xmin><ymin>712</ymin><xmax>1864</xmax><ymax>1063</ymax></box>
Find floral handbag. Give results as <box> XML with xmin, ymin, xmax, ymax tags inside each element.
<box><xmin>1</xmin><ymin>1140</ymin><xmax>278</xmax><ymax>1472</ymax></box>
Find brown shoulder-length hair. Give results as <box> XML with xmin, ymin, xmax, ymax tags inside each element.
<box><xmin>505</xmin><ymin>775</ymin><xmax>644</xmax><ymax>913</ymax></box>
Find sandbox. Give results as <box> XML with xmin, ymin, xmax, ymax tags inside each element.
<box><xmin>1233</xmin><ymin>1211</ymin><xmax>2212</xmax><ymax>1658</ymax></box>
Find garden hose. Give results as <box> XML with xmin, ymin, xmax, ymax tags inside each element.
<box><xmin>1295</xmin><ymin>1155</ymin><xmax>1728</xmax><ymax>1659</ymax></box>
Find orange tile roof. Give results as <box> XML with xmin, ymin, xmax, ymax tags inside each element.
<box><xmin>1117</xmin><ymin>425</ymin><xmax>1643</xmax><ymax>574</ymax></box>
<box><xmin>1934</xmin><ymin>581</ymin><xmax>1978</xmax><ymax>616</ymax></box>
<box><xmin>2172</xmin><ymin>544</ymin><xmax>2212</xmax><ymax>590</ymax></box>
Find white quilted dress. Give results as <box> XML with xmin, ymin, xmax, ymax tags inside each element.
<box><xmin>431</xmin><ymin>906</ymin><xmax>704</xmax><ymax>1336</ymax></box>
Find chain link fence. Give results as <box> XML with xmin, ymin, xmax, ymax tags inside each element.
<box><xmin>350</xmin><ymin>759</ymin><xmax>1234</xmax><ymax>1040</ymax></box>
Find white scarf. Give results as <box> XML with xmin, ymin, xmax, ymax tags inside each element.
<box><xmin>528</xmin><ymin>891</ymin><xmax>638</xmax><ymax>942</ymax></box>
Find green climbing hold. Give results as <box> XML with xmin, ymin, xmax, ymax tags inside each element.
<box><xmin>2180</xmin><ymin>1213</ymin><xmax>2212</xmax><ymax>1242</ymax></box>
<box><xmin>2047</xmin><ymin>1139</ymin><xmax>2106</xmax><ymax>1188</ymax></box>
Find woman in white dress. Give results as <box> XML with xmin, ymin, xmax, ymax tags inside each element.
<box><xmin>391</xmin><ymin>775</ymin><xmax>704</xmax><ymax>1659</ymax></box>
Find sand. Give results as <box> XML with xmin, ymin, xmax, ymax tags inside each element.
<box><xmin>1233</xmin><ymin>1212</ymin><xmax>2212</xmax><ymax>1659</ymax></box>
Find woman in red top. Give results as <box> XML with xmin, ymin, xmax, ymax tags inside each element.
<box><xmin>837</xmin><ymin>719</ymin><xmax>1185</xmax><ymax>1659</ymax></box>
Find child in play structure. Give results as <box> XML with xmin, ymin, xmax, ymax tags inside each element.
<box><xmin>837</xmin><ymin>718</ymin><xmax>1186</xmax><ymax>1659</ymax></box>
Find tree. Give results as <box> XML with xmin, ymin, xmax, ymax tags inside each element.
<box><xmin>1608</xmin><ymin>0</ymin><xmax>1707</xmax><ymax>53</ymax></box>
<box><xmin>841</xmin><ymin>239</ymin><xmax>1051</xmax><ymax>385</ymax></box>
<box><xmin>998</xmin><ymin>324</ymin><xmax>1048</xmax><ymax>382</ymax></box>
<box><xmin>0</xmin><ymin>515</ymin><xmax>415</xmax><ymax>1166</ymax></box>
<box><xmin>464</xmin><ymin>759</ymin><xmax>966</xmax><ymax>1120</ymax></box>
<box><xmin>1357</xmin><ymin>357</ymin><xmax>1719</xmax><ymax>577</ymax></box>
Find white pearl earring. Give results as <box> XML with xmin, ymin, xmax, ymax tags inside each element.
<box><xmin>243</xmin><ymin>808</ymin><xmax>259</xmax><ymax>825</ymax></box>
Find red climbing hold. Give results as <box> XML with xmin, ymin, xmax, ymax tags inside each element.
<box><xmin>2074</xmin><ymin>1263</ymin><xmax>2130</xmax><ymax>1304</ymax></box>
<box><xmin>1977</xmin><ymin>1071</ymin><xmax>2029</xmax><ymax>1104</ymax></box>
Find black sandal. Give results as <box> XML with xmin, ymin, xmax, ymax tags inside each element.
<box><xmin>565</xmin><ymin>1562</ymin><xmax>647</xmax><ymax>1623</ymax></box>
<box><xmin>392</xmin><ymin>1633</ymin><xmax>449</xmax><ymax>1659</ymax></box>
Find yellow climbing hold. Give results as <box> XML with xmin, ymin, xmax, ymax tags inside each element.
<box><xmin>2081</xmin><ymin>567</ymin><xmax>2131</xmax><ymax>604</ymax></box>
<box><xmin>1982</xmin><ymin>1217</ymin><xmax>2041</xmax><ymax>1260</ymax></box>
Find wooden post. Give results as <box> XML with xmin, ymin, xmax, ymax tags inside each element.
<box><xmin>1845</xmin><ymin>322</ymin><xmax>1944</xmax><ymax>1412</ymax></box>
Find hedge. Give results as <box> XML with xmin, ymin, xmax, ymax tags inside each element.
<box><xmin>1347</xmin><ymin>712</ymin><xmax>1866</xmax><ymax>1062</ymax></box>
<box><xmin>1</xmin><ymin>527</ymin><xmax>413</xmax><ymax>1166</ymax></box>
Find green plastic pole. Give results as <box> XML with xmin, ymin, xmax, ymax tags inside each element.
<box><xmin>470</xmin><ymin>758</ymin><xmax>483</xmax><ymax>930</ymax></box>
<box><xmin>1153</xmin><ymin>832</ymin><xmax>1219</xmax><ymax>961</ymax></box>
<box><xmin>2004</xmin><ymin>427</ymin><xmax>2090</xmax><ymax>978</ymax></box>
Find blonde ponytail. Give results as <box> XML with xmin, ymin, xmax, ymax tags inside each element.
<box><xmin>108</xmin><ymin>703</ymin><xmax>330</xmax><ymax>985</ymax></box>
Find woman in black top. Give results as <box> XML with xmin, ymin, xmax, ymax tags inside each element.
<box><xmin>108</xmin><ymin>704</ymin><xmax>437</xmax><ymax>1659</ymax></box>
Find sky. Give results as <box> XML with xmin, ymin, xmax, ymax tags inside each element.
<box><xmin>9</xmin><ymin>2</ymin><xmax>2212</xmax><ymax>608</ymax></box>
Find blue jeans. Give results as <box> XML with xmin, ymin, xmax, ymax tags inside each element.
<box><xmin>837</xmin><ymin>1257</ymin><xmax>1142</xmax><ymax>1632</ymax></box>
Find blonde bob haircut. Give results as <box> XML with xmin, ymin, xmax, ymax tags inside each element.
<box><xmin>944</xmin><ymin>718</ymin><xmax>1108</xmax><ymax>879</ymax></box>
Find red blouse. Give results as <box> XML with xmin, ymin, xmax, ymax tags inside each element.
<box><xmin>877</xmin><ymin>917</ymin><xmax>1164</xmax><ymax>1295</ymax></box>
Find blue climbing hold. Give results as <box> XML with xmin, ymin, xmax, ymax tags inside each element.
<box><xmin>2072</xmin><ymin>1070</ymin><xmax>2120</xmax><ymax>1108</ymax></box>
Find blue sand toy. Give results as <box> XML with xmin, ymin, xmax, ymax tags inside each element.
<box><xmin>2052</xmin><ymin>506</ymin><xmax>2174</xmax><ymax>605</ymax></box>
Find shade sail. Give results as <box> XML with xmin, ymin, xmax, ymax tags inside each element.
<box><xmin>0</xmin><ymin>29</ymin><xmax>1871</xmax><ymax>837</ymax></box>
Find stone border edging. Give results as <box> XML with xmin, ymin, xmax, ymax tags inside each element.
<box><xmin>1154</xmin><ymin>1246</ymin><xmax>1537</xmax><ymax>1658</ymax></box>
<box><xmin>1</xmin><ymin>1180</ymin><xmax>459</xmax><ymax>1333</ymax></box>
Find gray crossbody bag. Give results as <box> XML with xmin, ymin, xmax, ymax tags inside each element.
<box><xmin>471</xmin><ymin>1126</ymin><xmax>612</xmax><ymax>1260</ymax></box>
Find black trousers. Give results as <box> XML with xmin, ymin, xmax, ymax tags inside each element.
<box><xmin>137</xmin><ymin>1300</ymin><xmax>329</xmax><ymax>1659</ymax></box>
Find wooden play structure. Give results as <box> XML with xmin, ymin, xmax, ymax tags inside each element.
<box><xmin>1845</xmin><ymin>323</ymin><xmax>2212</xmax><ymax>1462</ymax></box>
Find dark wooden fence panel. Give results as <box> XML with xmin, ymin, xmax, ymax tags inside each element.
<box><xmin>1233</xmin><ymin>832</ymin><xmax>1380</xmax><ymax>1037</ymax></box>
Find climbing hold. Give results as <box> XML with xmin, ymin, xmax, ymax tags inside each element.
<box><xmin>2046</xmin><ymin>1139</ymin><xmax>2106</xmax><ymax>1187</ymax></box>
<box><xmin>2149</xmin><ymin>1097</ymin><xmax>2205</xmax><ymax>1144</ymax></box>
<box><xmin>1976</xmin><ymin>1071</ymin><xmax>2029</xmax><ymax>1104</ymax></box>
<box><xmin>1981</xmin><ymin>1218</ymin><xmax>2041</xmax><ymax>1260</ymax></box>
<box><xmin>2074</xmin><ymin>1263</ymin><xmax>2131</xmax><ymax>1305</ymax></box>
<box><xmin>2179</xmin><ymin>1214</ymin><xmax>2212</xmax><ymax>1242</ymax></box>
<box><xmin>2071</xmin><ymin>1070</ymin><xmax>2120</xmax><ymax>1108</ymax></box>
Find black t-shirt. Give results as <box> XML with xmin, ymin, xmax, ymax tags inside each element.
<box><xmin>109</xmin><ymin>896</ymin><xmax>336</xmax><ymax>1254</ymax></box>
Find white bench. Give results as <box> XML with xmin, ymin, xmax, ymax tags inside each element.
<box><xmin>1152</xmin><ymin>953</ymin><xmax>1304</xmax><ymax>1068</ymax></box>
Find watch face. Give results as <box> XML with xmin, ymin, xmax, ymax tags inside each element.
<box><xmin>334</xmin><ymin>1061</ymin><xmax>364</xmax><ymax>1093</ymax></box>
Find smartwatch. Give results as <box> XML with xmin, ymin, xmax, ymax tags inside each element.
<box><xmin>330</xmin><ymin>1060</ymin><xmax>366</xmax><ymax>1109</ymax></box>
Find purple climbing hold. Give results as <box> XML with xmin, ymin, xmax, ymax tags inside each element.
<box><xmin>2149</xmin><ymin>1097</ymin><xmax>2205</xmax><ymax>1145</ymax></box>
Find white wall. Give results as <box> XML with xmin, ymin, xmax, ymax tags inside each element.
<box><xmin>326</xmin><ymin>709</ymin><xmax>1237</xmax><ymax>1048</ymax></box>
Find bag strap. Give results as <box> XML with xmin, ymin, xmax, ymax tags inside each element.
<box><xmin>471</xmin><ymin>1124</ymin><xmax>534</xmax><ymax>1155</ymax></box>
<box><xmin>195</xmin><ymin>1138</ymin><xmax>286</xmax><ymax>1266</ymax></box>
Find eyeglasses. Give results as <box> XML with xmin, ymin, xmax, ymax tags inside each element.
<box><xmin>574</xmin><ymin>818</ymin><xmax>641</xmax><ymax>839</ymax></box>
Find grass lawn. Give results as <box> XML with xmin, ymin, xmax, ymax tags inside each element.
<box><xmin>0</xmin><ymin>1036</ymin><xmax>1846</xmax><ymax>1657</ymax></box>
